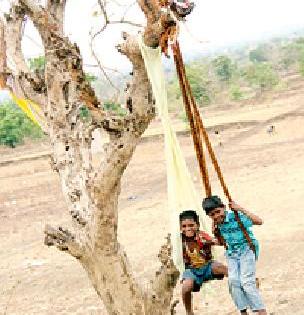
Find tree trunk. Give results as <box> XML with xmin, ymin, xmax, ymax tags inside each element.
<box><xmin>1</xmin><ymin>1</ymin><xmax>179</xmax><ymax>314</ymax></box>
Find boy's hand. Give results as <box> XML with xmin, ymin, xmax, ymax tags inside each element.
<box><xmin>229</xmin><ymin>201</ymin><xmax>243</xmax><ymax>211</ymax></box>
<box><xmin>229</xmin><ymin>201</ymin><xmax>264</xmax><ymax>225</ymax></box>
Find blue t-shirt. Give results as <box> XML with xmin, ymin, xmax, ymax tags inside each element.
<box><xmin>218</xmin><ymin>210</ymin><xmax>259</xmax><ymax>257</ymax></box>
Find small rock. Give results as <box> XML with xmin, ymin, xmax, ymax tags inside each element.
<box><xmin>127</xmin><ymin>195</ymin><xmax>138</xmax><ymax>201</ymax></box>
<box><xmin>23</xmin><ymin>259</ymin><xmax>46</xmax><ymax>268</ymax></box>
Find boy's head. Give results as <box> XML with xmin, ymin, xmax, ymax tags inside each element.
<box><xmin>202</xmin><ymin>195</ymin><xmax>226</xmax><ymax>224</ymax></box>
<box><xmin>179</xmin><ymin>210</ymin><xmax>199</xmax><ymax>238</ymax></box>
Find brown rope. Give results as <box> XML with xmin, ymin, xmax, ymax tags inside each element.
<box><xmin>172</xmin><ymin>41</ymin><xmax>256</xmax><ymax>256</ymax></box>
<box><xmin>172</xmin><ymin>43</ymin><xmax>212</xmax><ymax>197</ymax></box>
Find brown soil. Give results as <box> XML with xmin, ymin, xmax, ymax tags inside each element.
<box><xmin>1</xmin><ymin>96</ymin><xmax>304</xmax><ymax>315</ymax></box>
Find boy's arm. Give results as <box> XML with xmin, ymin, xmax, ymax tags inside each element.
<box><xmin>229</xmin><ymin>201</ymin><xmax>263</xmax><ymax>225</ymax></box>
<box><xmin>199</xmin><ymin>231</ymin><xmax>222</xmax><ymax>246</ymax></box>
<box><xmin>200</xmin><ymin>231</ymin><xmax>223</xmax><ymax>246</ymax></box>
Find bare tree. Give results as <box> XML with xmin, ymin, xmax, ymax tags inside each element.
<box><xmin>0</xmin><ymin>0</ymin><xmax>179</xmax><ymax>314</ymax></box>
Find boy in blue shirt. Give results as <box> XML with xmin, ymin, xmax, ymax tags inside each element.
<box><xmin>203</xmin><ymin>196</ymin><xmax>267</xmax><ymax>315</ymax></box>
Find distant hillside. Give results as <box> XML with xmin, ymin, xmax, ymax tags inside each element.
<box><xmin>3</xmin><ymin>28</ymin><xmax>304</xmax><ymax>116</ymax></box>
<box><xmin>89</xmin><ymin>27</ymin><xmax>304</xmax><ymax>112</ymax></box>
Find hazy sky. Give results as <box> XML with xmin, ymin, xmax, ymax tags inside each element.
<box><xmin>1</xmin><ymin>0</ymin><xmax>304</xmax><ymax>72</ymax></box>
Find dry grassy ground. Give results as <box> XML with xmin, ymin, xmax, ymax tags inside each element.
<box><xmin>0</xmin><ymin>95</ymin><xmax>304</xmax><ymax>315</ymax></box>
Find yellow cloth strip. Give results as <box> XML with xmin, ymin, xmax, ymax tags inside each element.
<box><xmin>10</xmin><ymin>93</ymin><xmax>39</xmax><ymax>125</ymax></box>
<box><xmin>138</xmin><ymin>36</ymin><xmax>213</xmax><ymax>273</ymax></box>
<box><xmin>8</xmin><ymin>92</ymin><xmax>46</xmax><ymax>130</ymax></box>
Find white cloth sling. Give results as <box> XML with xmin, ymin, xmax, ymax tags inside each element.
<box><xmin>138</xmin><ymin>36</ymin><xmax>213</xmax><ymax>273</ymax></box>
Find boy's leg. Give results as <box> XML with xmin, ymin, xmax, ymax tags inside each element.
<box><xmin>181</xmin><ymin>278</ymin><xmax>195</xmax><ymax>315</ymax></box>
<box><xmin>227</xmin><ymin>255</ymin><xmax>249</xmax><ymax>312</ymax></box>
<box><xmin>239</xmin><ymin>249</ymin><xmax>267</xmax><ymax>315</ymax></box>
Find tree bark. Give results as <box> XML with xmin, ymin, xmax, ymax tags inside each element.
<box><xmin>2</xmin><ymin>0</ymin><xmax>180</xmax><ymax>314</ymax></box>
<box><xmin>0</xmin><ymin>19</ymin><xmax>7</xmax><ymax>88</ymax></box>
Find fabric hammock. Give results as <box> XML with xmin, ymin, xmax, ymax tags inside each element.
<box><xmin>138</xmin><ymin>36</ymin><xmax>213</xmax><ymax>273</ymax></box>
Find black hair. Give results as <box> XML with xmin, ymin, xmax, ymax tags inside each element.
<box><xmin>179</xmin><ymin>210</ymin><xmax>199</xmax><ymax>224</ymax></box>
<box><xmin>202</xmin><ymin>195</ymin><xmax>224</xmax><ymax>215</ymax></box>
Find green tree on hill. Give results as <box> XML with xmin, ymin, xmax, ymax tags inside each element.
<box><xmin>249</xmin><ymin>47</ymin><xmax>268</xmax><ymax>63</ymax></box>
<box><xmin>244</xmin><ymin>62</ymin><xmax>279</xmax><ymax>92</ymax></box>
<box><xmin>184</xmin><ymin>61</ymin><xmax>212</xmax><ymax>105</ymax></box>
<box><xmin>212</xmin><ymin>55</ymin><xmax>234</xmax><ymax>82</ymax></box>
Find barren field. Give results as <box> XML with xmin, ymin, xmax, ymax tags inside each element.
<box><xmin>1</xmin><ymin>95</ymin><xmax>304</xmax><ymax>314</ymax></box>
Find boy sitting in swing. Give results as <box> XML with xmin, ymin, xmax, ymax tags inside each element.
<box><xmin>180</xmin><ymin>210</ymin><xmax>227</xmax><ymax>315</ymax></box>
<box><xmin>203</xmin><ymin>196</ymin><xmax>267</xmax><ymax>315</ymax></box>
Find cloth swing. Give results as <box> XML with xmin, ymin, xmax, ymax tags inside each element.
<box><xmin>139</xmin><ymin>36</ymin><xmax>213</xmax><ymax>273</ymax></box>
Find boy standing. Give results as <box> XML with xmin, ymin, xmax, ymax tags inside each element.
<box><xmin>179</xmin><ymin>210</ymin><xmax>227</xmax><ymax>315</ymax></box>
<box><xmin>203</xmin><ymin>196</ymin><xmax>267</xmax><ymax>315</ymax></box>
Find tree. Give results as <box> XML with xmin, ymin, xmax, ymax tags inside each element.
<box><xmin>185</xmin><ymin>61</ymin><xmax>212</xmax><ymax>104</ymax></box>
<box><xmin>243</xmin><ymin>62</ymin><xmax>279</xmax><ymax>92</ymax></box>
<box><xmin>229</xmin><ymin>84</ymin><xmax>243</xmax><ymax>101</ymax></box>
<box><xmin>28</xmin><ymin>55</ymin><xmax>45</xmax><ymax>72</ymax></box>
<box><xmin>249</xmin><ymin>47</ymin><xmax>268</xmax><ymax>63</ymax></box>
<box><xmin>0</xmin><ymin>1</ymin><xmax>179</xmax><ymax>314</ymax></box>
<box><xmin>299</xmin><ymin>53</ymin><xmax>304</xmax><ymax>77</ymax></box>
<box><xmin>212</xmin><ymin>55</ymin><xmax>234</xmax><ymax>82</ymax></box>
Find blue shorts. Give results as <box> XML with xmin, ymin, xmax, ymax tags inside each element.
<box><xmin>182</xmin><ymin>261</ymin><xmax>215</xmax><ymax>292</ymax></box>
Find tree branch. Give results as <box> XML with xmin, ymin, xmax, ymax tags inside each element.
<box><xmin>4</xmin><ymin>5</ymin><xmax>47</xmax><ymax>106</ymax></box>
<box><xmin>0</xmin><ymin>18</ymin><xmax>7</xmax><ymax>89</ymax></box>
<box><xmin>91</xmin><ymin>0</ymin><xmax>176</xmax><ymax>241</ymax></box>
<box><xmin>152</xmin><ymin>234</ymin><xmax>179</xmax><ymax>302</ymax></box>
<box><xmin>137</xmin><ymin>0</ymin><xmax>165</xmax><ymax>48</ymax></box>
<box><xmin>17</xmin><ymin>0</ymin><xmax>104</xmax><ymax>117</ymax></box>
<box><xmin>96</xmin><ymin>0</ymin><xmax>143</xmax><ymax>35</ymax></box>
<box><xmin>44</xmin><ymin>224</ymin><xmax>84</xmax><ymax>259</ymax></box>
<box><xmin>92</xmin><ymin>32</ymin><xmax>155</xmax><ymax>201</ymax></box>
<box><xmin>46</xmin><ymin>0</ymin><xmax>66</xmax><ymax>36</ymax></box>
<box><xmin>137</xmin><ymin>0</ymin><xmax>160</xmax><ymax>22</ymax></box>
<box><xmin>89</xmin><ymin>29</ymin><xmax>120</xmax><ymax>100</ymax></box>
<box><xmin>143</xmin><ymin>234</ymin><xmax>179</xmax><ymax>314</ymax></box>
<box><xmin>89</xmin><ymin>0</ymin><xmax>144</xmax><ymax>102</ymax></box>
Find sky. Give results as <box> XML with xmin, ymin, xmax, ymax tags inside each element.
<box><xmin>1</xmin><ymin>0</ymin><xmax>304</xmax><ymax>73</ymax></box>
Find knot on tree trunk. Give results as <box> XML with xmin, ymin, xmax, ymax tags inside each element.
<box><xmin>44</xmin><ymin>224</ymin><xmax>83</xmax><ymax>259</ymax></box>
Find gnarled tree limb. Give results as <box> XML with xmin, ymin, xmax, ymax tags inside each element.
<box><xmin>44</xmin><ymin>224</ymin><xmax>84</xmax><ymax>259</ymax></box>
<box><xmin>4</xmin><ymin>5</ymin><xmax>47</xmax><ymax>106</ymax></box>
<box><xmin>0</xmin><ymin>18</ymin><xmax>7</xmax><ymax>88</ymax></box>
<box><xmin>47</xmin><ymin>0</ymin><xmax>66</xmax><ymax>35</ymax></box>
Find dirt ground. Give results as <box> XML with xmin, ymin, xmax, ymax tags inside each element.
<box><xmin>0</xmin><ymin>95</ymin><xmax>304</xmax><ymax>315</ymax></box>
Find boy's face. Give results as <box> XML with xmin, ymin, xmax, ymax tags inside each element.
<box><xmin>180</xmin><ymin>218</ymin><xmax>199</xmax><ymax>238</ymax></box>
<box><xmin>208</xmin><ymin>206</ymin><xmax>225</xmax><ymax>225</ymax></box>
